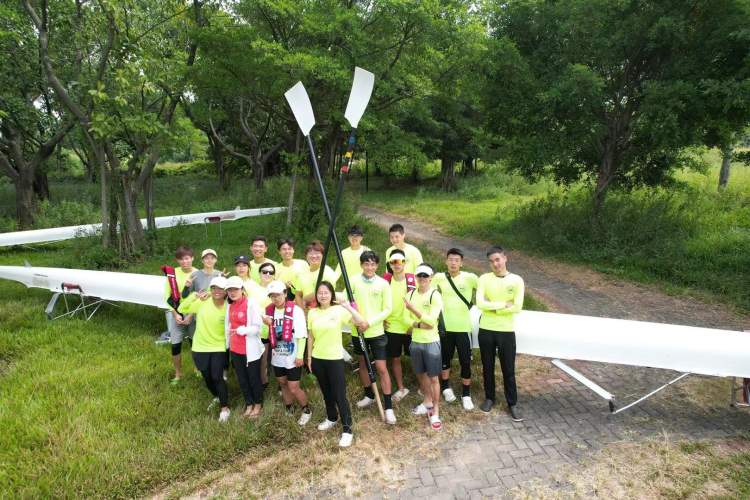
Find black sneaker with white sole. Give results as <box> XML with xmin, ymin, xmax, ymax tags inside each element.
<box><xmin>509</xmin><ymin>405</ymin><xmax>523</xmax><ymax>422</ymax></box>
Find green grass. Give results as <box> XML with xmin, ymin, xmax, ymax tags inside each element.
<box><xmin>0</xmin><ymin>173</ymin><xmax>544</xmax><ymax>497</ymax></box>
<box><xmin>356</xmin><ymin>152</ymin><xmax>750</xmax><ymax>312</ymax></box>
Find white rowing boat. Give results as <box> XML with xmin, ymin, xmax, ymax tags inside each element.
<box><xmin>0</xmin><ymin>207</ymin><xmax>287</xmax><ymax>247</ymax></box>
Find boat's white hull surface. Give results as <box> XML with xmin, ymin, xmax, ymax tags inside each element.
<box><xmin>0</xmin><ymin>207</ymin><xmax>286</xmax><ymax>247</ymax></box>
<box><xmin>0</xmin><ymin>266</ymin><xmax>166</xmax><ymax>309</ymax></box>
<box><xmin>2</xmin><ymin>264</ymin><xmax>748</xmax><ymax>378</ymax></box>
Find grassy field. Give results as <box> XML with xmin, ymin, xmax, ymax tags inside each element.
<box><xmin>0</xmin><ymin>174</ymin><xmax>544</xmax><ymax>498</ymax></box>
<box><xmin>355</xmin><ymin>150</ymin><xmax>750</xmax><ymax>312</ymax></box>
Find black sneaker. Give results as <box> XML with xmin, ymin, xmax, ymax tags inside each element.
<box><xmin>509</xmin><ymin>405</ymin><xmax>523</xmax><ymax>422</ymax></box>
<box><xmin>480</xmin><ymin>399</ymin><xmax>494</xmax><ymax>413</ymax></box>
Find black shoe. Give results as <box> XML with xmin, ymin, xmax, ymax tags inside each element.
<box><xmin>509</xmin><ymin>405</ymin><xmax>523</xmax><ymax>422</ymax></box>
<box><xmin>480</xmin><ymin>399</ymin><xmax>494</xmax><ymax>412</ymax></box>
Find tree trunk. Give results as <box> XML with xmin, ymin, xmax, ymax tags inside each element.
<box><xmin>593</xmin><ymin>149</ymin><xmax>615</xmax><ymax>217</ymax></box>
<box><xmin>286</xmin><ymin>172</ymin><xmax>297</xmax><ymax>227</ymax></box>
<box><xmin>121</xmin><ymin>176</ymin><xmax>146</xmax><ymax>254</ymax></box>
<box><xmin>15</xmin><ymin>171</ymin><xmax>36</xmax><ymax>229</ymax></box>
<box><xmin>33</xmin><ymin>170</ymin><xmax>50</xmax><ymax>201</ymax></box>
<box><xmin>440</xmin><ymin>156</ymin><xmax>457</xmax><ymax>192</ymax></box>
<box><xmin>208</xmin><ymin>133</ymin><xmax>229</xmax><ymax>191</ymax></box>
<box><xmin>144</xmin><ymin>174</ymin><xmax>155</xmax><ymax>232</ymax></box>
<box><xmin>719</xmin><ymin>145</ymin><xmax>732</xmax><ymax>190</ymax></box>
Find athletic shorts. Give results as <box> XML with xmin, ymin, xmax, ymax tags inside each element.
<box><xmin>352</xmin><ymin>333</ymin><xmax>388</xmax><ymax>361</ymax></box>
<box><xmin>386</xmin><ymin>332</ymin><xmax>412</xmax><ymax>358</ymax></box>
<box><xmin>273</xmin><ymin>365</ymin><xmax>302</xmax><ymax>381</ymax></box>
<box><xmin>166</xmin><ymin>311</ymin><xmax>195</xmax><ymax>345</ymax></box>
<box><xmin>409</xmin><ymin>341</ymin><xmax>442</xmax><ymax>377</ymax></box>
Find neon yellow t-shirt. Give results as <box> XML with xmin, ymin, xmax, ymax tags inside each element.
<box><xmin>476</xmin><ymin>272</ymin><xmax>524</xmax><ymax>332</ymax></box>
<box><xmin>433</xmin><ymin>271</ymin><xmax>478</xmax><ymax>333</ymax></box>
<box><xmin>308</xmin><ymin>305</ymin><xmax>352</xmax><ymax>360</ymax></box>
<box><xmin>250</xmin><ymin>258</ymin><xmax>276</xmax><ymax>284</ymax></box>
<box><xmin>177</xmin><ymin>293</ymin><xmax>227</xmax><ymax>352</ymax></box>
<box><xmin>242</xmin><ymin>277</ymin><xmax>271</xmax><ymax>339</ymax></box>
<box><xmin>386</xmin><ymin>243</ymin><xmax>423</xmax><ymax>274</ymax></box>
<box><xmin>334</xmin><ymin>246</ymin><xmax>370</xmax><ymax>282</ymax></box>
<box><xmin>292</xmin><ymin>265</ymin><xmax>338</xmax><ymax>299</ymax></box>
<box><xmin>164</xmin><ymin>266</ymin><xmax>196</xmax><ymax>304</ymax></box>
<box><xmin>385</xmin><ymin>275</ymin><xmax>411</xmax><ymax>334</ymax></box>
<box><xmin>277</xmin><ymin>259</ymin><xmax>309</xmax><ymax>291</ymax></box>
<box><xmin>406</xmin><ymin>288</ymin><xmax>443</xmax><ymax>343</ymax></box>
<box><xmin>350</xmin><ymin>274</ymin><xmax>392</xmax><ymax>338</ymax></box>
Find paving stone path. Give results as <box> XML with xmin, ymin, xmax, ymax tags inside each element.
<box><xmin>342</xmin><ymin>205</ymin><xmax>750</xmax><ymax>499</ymax></box>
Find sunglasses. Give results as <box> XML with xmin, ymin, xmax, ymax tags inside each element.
<box><xmin>260</xmin><ymin>270</ymin><xmax>275</xmax><ymax>275</ymax></box>
<box><xmin>416</xmin><ymin>273</ymin><xmax>431</xmax><ymax>278</ymax></box>
<box><xmin>389</xmin><ymin>259</ymin><xmax>405</xmax><ymax>265</ymax></box>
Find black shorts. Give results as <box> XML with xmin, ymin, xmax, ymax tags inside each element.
<box><xmin>352</xmin><ymin>333</ymin><xmax>388</xmax><ymax>361</ymax></box>
<box><xmin>386</xmin><ymin>332</ymin><xmax>412</xmax><ymax>358</ymax></box>
<box><xmin>273</xmin><ymin>365</ymin><xmax>302</xmax><ymax>381</ymax></box>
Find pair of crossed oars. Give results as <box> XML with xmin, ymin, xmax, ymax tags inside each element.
<box><xmin>285</xmin><ymin>69</ymin><xmax>386</xmax><ymax>421</ymax></box>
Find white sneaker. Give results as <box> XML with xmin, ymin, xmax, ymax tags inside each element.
<box><xmin>339</xmin><ymin>432</ymin><xmax>353</xmax><ymax>448</ymax></box>
<box><xmin>317</xmin><ymin>419</ymin><xmax>337</xmax><ymax>431</ymax></box>
<box><xmin>393</xmin><ymin>388</ymin><xmax>410</xmax><ymax>402</ymax></box>
<box><xmin>443</xmin><ymin>388</ymin><xmax>457</xmax><ymax>403</ymax></box>
<box><xmin>462</xmin><ymin>396</ymin><xmax>474</xmax><ymax>411</ymax></box>
<box><xmin>298</xmin><ymin>411</ymin><xmax>312</xmax><ymax>426</ymax></box>
<box><xmin>223</xmin><ymin>370</ymin><xmax>228</xmax><ymax>381</ymax></box>
<box><xmin>218</xmin><ymin>408</ymin><xmax>231</xmax><ymax>422</ymax></box>
<box><xmin>207</xmin><ymin>397</ymin><xmax>220</xmax><ymax>411</ymax></box>
<box><xmin>385</xmin><ymin>409</ymin><xmax>397</xmax><ymax>425</ymax></box>
<box><xmin>356</xmin><ymin>396</ymin><xmax>375</xmax><ymax>408</ymax></box>
<box><xmin>412</xmin><ymin>403</ymin><xmax>428</xmax><ymax>415</ymax></box>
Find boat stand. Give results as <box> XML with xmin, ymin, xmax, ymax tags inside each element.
<box><xmin>551</xmin><ymin>359</ymin><xmax>690</xmax><ymax>415</ymax></box>
<box><xmin>45</xmin><ymin>282</ymin><xmax>118</xmax><ymax>321</ymax></box>
<box><xmin>730</xmin><ymin>378</ymin><xmax>750</xmax><ymax>408</ymax></box>
<box><xmin>203</xmin><ymin>216</ymin><xmax>223</xmax><ymax>240</ymax></box>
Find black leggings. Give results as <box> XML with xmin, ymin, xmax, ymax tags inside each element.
<box><xmin>231</xmin><ymin>352</ymin><xmax>264</xmax><ymax>406</ymax></box>
<box><xmin>440</xmin><ymin>332</ymin><xmax>472</xmax><ymax>379</ymax></box>
<box><xmin>192</xmin><ymin>351</ymin><xmax>229</xmax><ymax>407</ymax></box>
<box><xmin>312</xmin><ymin>357</ymin><xmax>352</xmax><ymax>433</ymax></box>
<box><xmin>478</xmin><ymin>329</ymin><xmax>517</xmax><ymax>406</ymax></box>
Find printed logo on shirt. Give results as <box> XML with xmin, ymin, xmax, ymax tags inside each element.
<box><xmin>506</xmin><ymin>286</ymin><xmax>515</xmax><ymax>294</ymax></box>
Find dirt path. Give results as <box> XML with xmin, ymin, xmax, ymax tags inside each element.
<box><xmin>359</xmin><ymin>205</ymin><xmax>750</xmax><ymax>331</ymax></box>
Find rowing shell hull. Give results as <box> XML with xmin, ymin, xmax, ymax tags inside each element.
<box><xmin>0</xmin><ymin>266</ymin><xmax>167</xmax><ymax>309</ymax></box>
<box><xmin>0</xmin><ymin>207</ymin><xmax>286</xmax><ymax>247</ymax></box>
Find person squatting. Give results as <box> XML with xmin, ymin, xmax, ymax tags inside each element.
<box><xmin>161</xmin><ymin>224</ymin><xmax>525</xmax><ymax>448</ymax></box>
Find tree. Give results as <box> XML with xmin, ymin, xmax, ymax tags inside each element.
<box><xmin>484</xmin><ymin>0</ymin><xmax>750</xmax><ymax>214</ymax></box>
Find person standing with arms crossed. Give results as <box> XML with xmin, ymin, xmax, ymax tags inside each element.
<box><xmin>476</xmin><ymin>246</ymin><xmax>525</xmax><ymax>421</ymax></box>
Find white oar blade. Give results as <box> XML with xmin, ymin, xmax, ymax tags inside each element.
<box><xmin>284</xmin><ymin>82</ymin><xmax>316</xmax><ymax>136</ymax></box>
<box><xmin>343</xmin><ymin>67</ymin><xmax>375</xmax><ymax>128</ymax></box>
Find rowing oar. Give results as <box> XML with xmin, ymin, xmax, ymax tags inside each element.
<box><xmin>314</xmin><ymin>67</ymin><xmax>375</xmax><ymax>294</ymax></box>
<box><xmin>284</xmin><ymin>81</ymin><xmax>385</xmax><ymax>422</ymax></box>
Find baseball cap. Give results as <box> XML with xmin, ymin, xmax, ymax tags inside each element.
<box><xmin>266</xmin><ymin>280</ymin><xmax>286</xmax><ymax>296</ymax></box>
<box><xmin>414</xmin><ymin>264</ymin><xmax>434</xmax><ymax>277</ymax></box>
<box><xmin>209</xmin><ymin>276</ymin><xmax>227</xmax><ymax>289</ymax></box>
<box><xmin>389</xmin><ymin>250</ymin><xmax>406</xmax><ymax>262</ymax></box>
<box><xmin>225</xmin><ymin>276</ymin><xmax>244</xmax><ymax>290</ymax></box>
<box><xmin>234</xmin><ymin>255</ymin><xmax>250</xmax><ymax>265</ymax></box>
<box><xmin>202</xmin><ymin>248</ymin><xmax>218</xmax><ymax>258</ymax></box>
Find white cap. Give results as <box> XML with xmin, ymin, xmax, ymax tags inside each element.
<box><xmin>414</xmin><ymin>264</ymin><xmax>433</xmax><ymax>277</ymax></box>
<box><xmin>202</xmin><ymin>248</ymin><xmax>218</xmax><ymax>258</ymax></box>
<box><xmin>388</xmin><ymin>250</ymin><xmax>406</xmax><ymax>261</ymax></box>
<box><xmin>225</xmin><ymin>276</ymin><xmax>244</xmax><ymax>290</ymax></box>
<box><xmin>266</xmin><ymin>280</ymin><xmax>286</xmax><ymax>296</ymax></box>
<box><xmin>209</xmin><ymin>276</ymin><xmax>227</xmax><ymax>289</ymax></box>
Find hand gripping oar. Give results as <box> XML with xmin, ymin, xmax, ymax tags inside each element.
<box><xmin>285</xmin><ymin>81</ymin><xmax>385</xmax><ymax>422</ymax></box>
<box><xmin>315</xmin><ymin>68</ymin><xmax>375</xmax><ymax>294</ymax></box>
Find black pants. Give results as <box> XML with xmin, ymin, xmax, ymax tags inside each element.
<box><xmin>440</xmin><ymin>331</ymin><xmax>472</xmax><ymax>379</ymax></box>
<box><xmin>478</xmin><ymin>329</ymin><xmax>517</xmax><ymax>406</ymax></box>
<box><xmin>312</xmin><ymin>357</ymin><xmax>352</xmax><ymax>433</ymax></box>
<box><xmin>192</xmin><ymin>351</ymin><xmax>229</xmax><ymax>406</ymax></box>
<box><xmin>230</xmin><ymin>352</ymin><xmax>264</xmax><ymax>406</ymax></box>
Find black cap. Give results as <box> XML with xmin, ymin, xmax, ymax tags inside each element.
<box><xmin>234</xmin><ymin>255</ymin><xmax>250</xmax><ymax>265</ymax></box>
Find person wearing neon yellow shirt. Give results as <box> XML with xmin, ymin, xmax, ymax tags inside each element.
<box><xmin>178</xmin><ymin>276</ymin><xmax>231</xmax><ymax>422</ymax></box>
<box><xmin>292</xmin><ymin>240</ymin><xmax>338</xmax><ymax>309</ymax></box>
<box><xmin>249</xmin><ymin>235</ymin><xmax>276</xmax><ymax>283</ymax></box>
<box><xmin>404</xmin><ymin>264</ymin><xmax>444</xmax><ymax>431</ymax></box>
<box><xmin>276</xmin><ymin>238</ymin><xmax>309</xmax><ymax>300</ymax></box>
<box><xmin>306</xmin><ymin>281</ymin><xmax>367</xmax><ymax>448</ymax></box>
<box><xmin>334</xmin><ymin>225</ymin><xmax>369</xmax><ymax>282</ymax></box>
<box><xmin>386</xmin><ymin>223</ymin><xmax>423</xmax><ymax>274</ymax></box>
<box><xmin>432</xmin><ymin>248</ymin><xmax>478</xmax><ymax>410</ymax></box>
<box><xmin>349</xmin><ymin>251</ymin><xmax>396</xmax><ymax>424</ymax></box>
<box><xmin>476</xmin><ymin>246</ymin><xmax>524</xmax><ymax>422</ymax></box>
<box><xmin>383</xmin><ymin>249</ymin><xmax>414</xmax><ymax>403</ymax></box>
<box><xmin>163</xmin><ymin>245</ymin><xmax>196</xmax><ymax>385</ymax></box>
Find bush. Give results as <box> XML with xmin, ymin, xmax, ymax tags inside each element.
<box><xmin>154</xmin><ymin>160</ymin><xmax>214</xmax><ymax>178</ymax></box>
<box><xmin>33</xmin><ymin>199</ymin><xmax>99</xmax><ymax>229</ymax></box>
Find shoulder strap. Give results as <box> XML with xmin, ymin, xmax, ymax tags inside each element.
<box><xmin>446</xmin><ymin>273</ymin><xmax>472</xmax><ymax>310</ymax></box>
<box><xmin>405</xmin><ymin>273</ymin><xmax>416</xmax><ymax>292</ymax></box>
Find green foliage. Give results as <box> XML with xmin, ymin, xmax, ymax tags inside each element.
<box><xmin>154</xmin><ymin>160</ymin><xmax>215</xmax><ymax>178</ymax></box>
<box><xmin>33</xmin><ymin>199</ymin><xmax>99</xmax><ymax>229</ymax></box>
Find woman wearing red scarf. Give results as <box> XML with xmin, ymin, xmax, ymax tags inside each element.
<box><xmin>225</xmin><ymin>276</ymin><xmax>264</xmax><ymax>418</ymax></box>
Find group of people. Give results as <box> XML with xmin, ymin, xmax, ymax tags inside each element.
<box><xmin>162</xmin><ymin>223</ymin><xmax>525</xmax><ymax>448</ymax></box>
